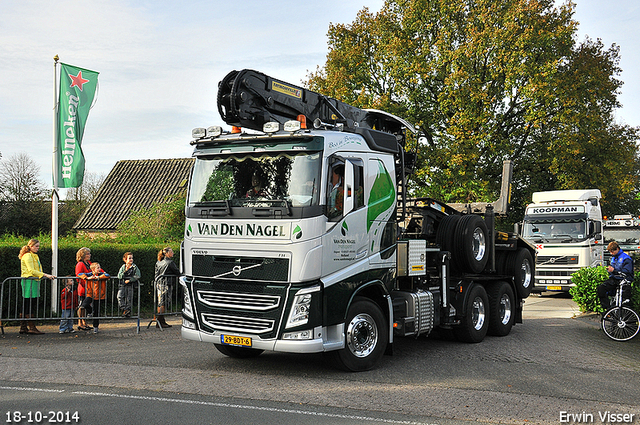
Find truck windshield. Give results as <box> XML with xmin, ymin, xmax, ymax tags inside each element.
<box><xmin>188</xmin><ymin>151</ymin><xmax>322</xmax><ymax>208</ymax></box>
<box><xmin>603</xmin><ymin>228</ymin><xmax>640</xmax><ymax>245</ymax></box>
<box><xmin>522</xmin><ymin>220</ymin><xmax>587</xmax><ymax>242</ymax></box>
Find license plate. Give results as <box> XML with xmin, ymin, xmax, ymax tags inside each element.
<box><xmin>221</xmin><ymin>334</ymin><xmax>252</xmax><ymax>347</ymax></box>
<box><xmin>546</xmin><ymin>286</ymin><xmax>562</xmax><ymax>291</ymax></box>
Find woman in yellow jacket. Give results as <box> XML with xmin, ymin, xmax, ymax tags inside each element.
<box><xmin>19</xmin><ymin>239</ymin><xmax>55</xmax><ymax>334</ymax></box>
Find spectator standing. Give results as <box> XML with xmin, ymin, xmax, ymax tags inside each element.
<box><xmin>75</xmin><ymin>247</ymin><xmax>92</xmax><ymax>331</ymax></box>
<box><xmin>19</xmin><ymin>239</ymin><xmax>55</xmax><ymax>335</ymax></box>
<box><xmin>79</xmin><ymin>262</ymin><xmax>110</xmax><ymax>334</ymax></box>
<box><xmin>59</xmin><ymin>278</ymin><xmax>78</xmax><ymax>334</ymax></box>
<box><xmin>155</xmin><ymin>247</ymin><xmax>180</xmax><ymax>328</ymax></box>
<box><xmin>117</xmin><ymin>252</ymin><xmax>140</xmax><ymax>317</ymax></box>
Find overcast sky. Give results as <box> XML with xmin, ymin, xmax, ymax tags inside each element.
<box><xmin>0</xmin><ymin>0</ymin><xmax>638</xmax><ymax>196</ymax></box>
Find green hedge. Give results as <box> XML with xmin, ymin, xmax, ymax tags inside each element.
<box><xmin>0</xmin><ymin>239</ymin><xmax>181</xmax><ymax>309</ymax></box>
<box><xmin>570</xmin><ymin>266</ymin><xmax>640</xmax><ymax>313</ymax></box>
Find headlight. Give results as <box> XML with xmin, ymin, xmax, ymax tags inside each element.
<box><xmin>180</xmin><ymin>277</ymin><xmax>194</xmax><ymax>319</ymax></box>
<box><xmin>285</xmin><ymin>285</ymin><xmax>319</xmax><ymax>329</ymax></box>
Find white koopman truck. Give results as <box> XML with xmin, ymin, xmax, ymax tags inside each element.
<box><xmin>179</xmin><ymin>69</ymin><xmax>536</xmax><ymax>371</ymax></box>
<box><xmin>520</xmin><ymin>190</ymin><xmax>604</xmax><ymax>292</ymax></box>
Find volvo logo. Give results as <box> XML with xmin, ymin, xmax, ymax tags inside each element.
<box><xmin>232</xmin><ymin>265</ymin><xmax>242</xmax><ymax>276</ymax></box>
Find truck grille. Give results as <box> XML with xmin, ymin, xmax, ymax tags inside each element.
<box><xmin>192</xmin><ymin>278</ymin><xmax>289</xmax><ymax>339</ymax></box>
<box><xmin>537</xmin><ymin>270</ymin><xmax>572</xmax><ymax>277</ymax></box>
<box><xmin>192</xmin><ymin>254</ymin><xmax>289</xmax><ymax>282</ymax></box>
<box><xmin>198</xmin><ymin>291</ymin><xmax>280</xmax><ymax>311</ymax></box>
<box><xmin>201</xmin><ymin>313</ymin><xmax>275</xmax><ymax>334</ymax></box>
<box><xmin>536</xmin><ymin>255</ymin><xmax>579</xmax><ymax>265</ymax></box>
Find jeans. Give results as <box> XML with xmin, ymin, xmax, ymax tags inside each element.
<box><xmin>59</xmin><ymin>309</ymin><xmax>74</xmax><ymax>332</ymax></box>
<box><xmin>118</xmin><ymin>284</ymin><xmax>133</xmax><ymax>312</ymax></box>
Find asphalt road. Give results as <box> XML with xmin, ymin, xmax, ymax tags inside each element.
<box><xmin>1</xmin><ymin>293</ymin><xmax>639</xmax><ymax>425</ymax></box>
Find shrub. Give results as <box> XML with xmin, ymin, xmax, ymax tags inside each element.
<box><xmin>570</xmin><ymin>266</ymin><xmax>640</xmax><ymax>313</ymax></box>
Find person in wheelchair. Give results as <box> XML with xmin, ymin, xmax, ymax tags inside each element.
<box><xmin>597</xmin><ymin>241</ymin><xmax>633</xmax><ymax>312</ymax></box>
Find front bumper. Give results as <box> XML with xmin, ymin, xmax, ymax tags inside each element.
<box><xmin>181</xmin><ymin>321</ymin><xmax>344</xmax><ymax>353</ymax></box>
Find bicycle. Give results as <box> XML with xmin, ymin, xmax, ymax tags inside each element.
<box><xmin>601</xmin><ymin>274</ymin><xmax>639</xmax><ymax>341</ymax></box>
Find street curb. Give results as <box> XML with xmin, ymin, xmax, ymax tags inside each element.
<box><xmin>573</xmin><ymin>311</ymin><xmax>601</xmax><ymax>329</ymax></box>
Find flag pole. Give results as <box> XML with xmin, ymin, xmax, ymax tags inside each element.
<box><xmin>51</xmin><ymin>54</ymin><xmax>60</xmax><ymax>313</ymax></box>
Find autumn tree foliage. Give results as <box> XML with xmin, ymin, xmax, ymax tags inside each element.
<box><xmin>307</xmin><ymin>0</ymin><xmax>640</xmax><ymax>217</ymax></box>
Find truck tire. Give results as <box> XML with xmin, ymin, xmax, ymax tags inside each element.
<box><xmin>506</xmin><ymin>248</ymin><xmax>534</xmax><ymax>298</ymax></box>
<box><xmin>487</xmin><ymin>281</ymin><xmax>515</xmax><ymax>336</ymax></box>
<box><xmin>495</xmin><ymin>250</ymin><xmax>507</xmax><ymax>274</ymax></box>
<box><xmin>214</xmin><ymin>344</ymin><xmax>264</xmax><ymax>359</ymax></box>
<box><xmin>326</xmin><ymin>297</ymin><xmax>388</xmax><ymax>372</ymax></box>
<box><xmin>436</xmin><ymin>215</ymin><xmax>460</xmax><ymax>253</ymax></box>
<box><xmin>454</xmin><ymin>215</ymin><xmax>489</xmax><ymax>273</ymax></box>
<box><xmin>454</xmin><ymin>284</ymin><xmax>489</xmax><ymax>343</ymax></box>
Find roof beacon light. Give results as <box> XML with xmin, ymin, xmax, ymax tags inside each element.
<box><xmin>284</xmin><ymin>120</ymin><xmax>301</xmax><ymax>132</ymax></box>
<box><xmin>206</xmin><ymin>126</ymin><xmax>222</xmax><ymax>138</ymax></box>
<box><xmin>192</xmin><ymin>128</ymin><xmax>206</xmax><ymax>139</ymax></box>
<box><xmin>297</xmin><ymin>114</ymin><xmax>307</xmax><ymax>129</ymax></box>
<box><xmin>263</xmin><ymin>122</ymin><xmax>280</xmax><ymax>134</ymax></box>
<box><xmin>231</xmin><ymin>126</ymin><xmax>242</xmax><ymax>134</ymax></box>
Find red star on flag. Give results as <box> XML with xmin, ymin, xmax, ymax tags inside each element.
<box><xmin>69</xmin><ymin>71</ymin><xmax>90</xmax><ymax>91</ymax></box>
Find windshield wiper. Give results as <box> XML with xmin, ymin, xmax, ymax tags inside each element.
<box><xmin>251</xmin><ymin>199</ymin><xmax>292</xmax><ymax>217</ymax></box>
<box><xmin>195</xmin><ymin>200</ymin><xmax>231</xmax><ymax>216</ymax></box>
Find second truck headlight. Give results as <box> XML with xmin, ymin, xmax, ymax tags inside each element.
<box><xmin>285</xmin><ymin>285</ymin><xmax>320</xmax><ymax>329</ymax></box>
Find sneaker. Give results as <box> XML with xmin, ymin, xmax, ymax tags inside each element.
<box><xmin>93</xmin><ymin>327</ymin><xmax>99</xmax><ymax>334</ymax></box>
<box><xmin>59</xmin><ymin>330</ymin><xmax>66</xmax><ymax>334</ymax></box>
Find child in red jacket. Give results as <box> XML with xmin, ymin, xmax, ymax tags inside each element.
<box><xmin>59</xmin><ymin>278</ymin><xmax>78</xmax><ymax>334</ymax></box>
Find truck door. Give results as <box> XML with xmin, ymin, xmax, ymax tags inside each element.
<box><xmin>322</xmin><ymin>156</ymin><xmax>368</xmax><ymax>277</ymax></box>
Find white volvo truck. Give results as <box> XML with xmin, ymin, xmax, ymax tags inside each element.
<box><xmin>179</xmin><ymin>69</ymin><xmax>536</xmax><ymax>371</ymax></box>
<box><xmin>521</xmin><ymin>190</ymin><xmax>603</xmax><ymax>292</ymax></box>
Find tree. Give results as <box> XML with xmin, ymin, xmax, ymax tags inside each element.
<box><xmin>59</xmin><ymin>171</ymin><xmax>107</xmax><ymax>235</ymax></box>
<box><xmin>0</xmin><ymin>153</ymin><xmax>46</xmax><ymax>202</ymax></box>
<box><xmin>65</xmin><ymin>171</ymin><xmax>106</xmax><ymax>203</ymax></box>
<box><xmin>116</xmin><ymin>193</ymin><xmax>186</xmax><ymax>242</ymax></box>
<box><xmin>307</xmin><ymin>0</ymin><xmax>640</xmax><ymax>217</ymax></box>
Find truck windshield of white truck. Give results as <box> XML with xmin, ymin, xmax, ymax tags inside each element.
<box><xmin>523</xmin><ymin>220</ymin><xmax>587</xmax><ymax>243</ymax></box>
<box><xmin>188</xmin><ymin>151</ymin><xmax>322</xmax><ymax>208</ymax></box>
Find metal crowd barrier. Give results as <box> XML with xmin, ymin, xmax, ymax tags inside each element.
<box><xmin>147</xmin><ymin>274</ymin><xmax>183</xmax><ymax>331</ymax></box>
<box><xmin>0</xmin><ymin>276</ymin><xmax>142</xmax><ymax>335</ymax></box>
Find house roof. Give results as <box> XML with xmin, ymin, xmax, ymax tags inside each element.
<box><xmin>73</xmin><ymin>158</ymin><xmax>194</xmax><ymax>231</ymax></box>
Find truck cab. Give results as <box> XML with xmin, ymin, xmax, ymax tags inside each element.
<box><xmin>180</xmin><ymin>69</ymin><xmax>535</xmax><ymax>371</ymax></box>
<box><xmin>603</xmin><ymin>215</ymin><xmax>640</xmax><ymax>265</ymax></box>
<box><xmin>521</xmin><ymin>190</ymin><xmax>604</xmax><ymax>292</ymax></box>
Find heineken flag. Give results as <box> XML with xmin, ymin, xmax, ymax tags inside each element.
<box><xmin>57</xmin><ymin>63</ymin><xmax>99</xmax><ymax>188</ymax></box>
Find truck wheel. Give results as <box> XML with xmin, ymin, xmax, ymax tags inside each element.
<box><xmin>436</xmin><ymin>215</ymin><xmax>461</xmax><ymax>270</ymax></box>
<box><xmin>436</xmin><ymin>215</ymin><xmax>460</xmax><ymax>253</ymax></box>
<box><xmin>214</xmin><ymin>344</ymin><xmax>264</xmax><ymax>359</ymax></box>
<box><xmin>454</xmin><ymin>284</ymin><xmax>489</xmax><ymax>343</ymax></box>
<box><xmin>455</xmin><ymin>215</ymin><xmax>489</xmax><ymax>273</ymax></box>
<box><xmin>494</xmin><ymin>251</ymin><xmax>505</xmax><ymax>273</ymax></box>
<box><xmin>487</xmin><ymin>281</ymin><xmax>515</xmax><ymax>336</ymax></box>
<box><xmin>506</xmin><ymin>248</ymin><xmax>534</xmax><ymax>298</ymax></box>
<box><xmin>326</xmin><ymin>297</ymin><xmax>388</xmax><ymax>372</ymax></box>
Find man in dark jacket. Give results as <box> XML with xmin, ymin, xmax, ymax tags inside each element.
<box><xmin>597</xmin><ymin>241</ymin><xmax>633</xmax><ymax>311</ymax></box>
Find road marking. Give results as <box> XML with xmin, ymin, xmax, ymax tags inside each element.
<box><xmin>72</xmin><ymin>390</ymin><xmax>436</xmax><ymax>425</ymax></box>
<box><xmin>0</xmin><ymin>386</ymin><xmax>65</xmax><ymax>393</ymax></box>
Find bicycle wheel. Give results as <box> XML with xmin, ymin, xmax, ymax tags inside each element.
<box><xmin>601</xmin><ymin>307</ymin><xmax>640</xmax><ymax>341</ymax></box>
